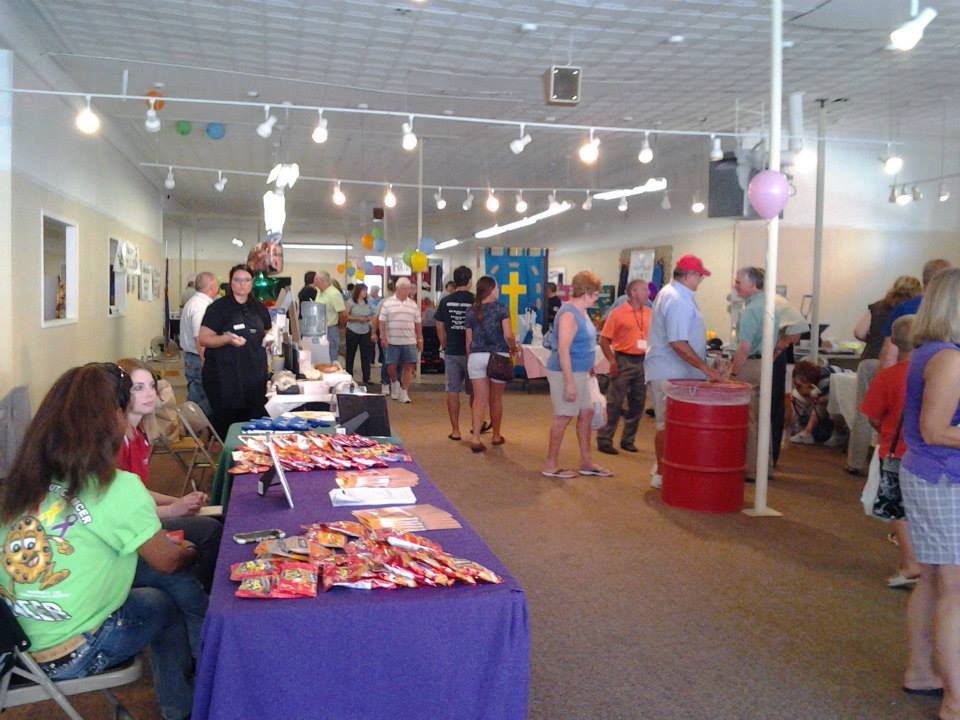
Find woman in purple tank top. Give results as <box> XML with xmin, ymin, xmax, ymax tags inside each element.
<box><xmin>898</xmin><ymin>268</ymin><xmax>960</xmax><ymax>713</ymax></box>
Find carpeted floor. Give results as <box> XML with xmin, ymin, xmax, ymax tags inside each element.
<box><xmin>5</xmin><ymin>384</ymin><xmax>938</xmax><ymax>719</ymax></box>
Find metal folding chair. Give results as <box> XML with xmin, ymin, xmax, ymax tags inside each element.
<box><xmin>0</xmin><ymin>601</ymin><xmax>142</xmax><ymax>719</ymax></box>
<box><xmin>175</xmin><ymin>401</ymin><xmax>224</xmax><ymax>494</ymax></box>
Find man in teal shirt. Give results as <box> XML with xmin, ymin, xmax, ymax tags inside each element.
<box><xmin>729</xmin><ymin>267</ymin><xmax>807</xmax><ymax>478</ymax></box>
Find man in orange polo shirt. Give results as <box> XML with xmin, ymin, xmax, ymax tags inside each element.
<box><xmin>597</xmin><ymin>279</ymin><xmax>653</xmax><ymax>454</ymax></box>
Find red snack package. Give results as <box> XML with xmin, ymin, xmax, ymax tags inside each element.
<box><xmin>164</xmin><ymin>530</ymin><xmax>185</xmax><ymax>545</ymax></box>
<box><xmin>308</xmin><ymin>541</ymin><xmax>337</xmax><ymax>566</ymax></box>
<box><xmin>235</xmin><ymin>574</ymin><xmax>279</xmax><ymax>598</ymax></box>
<box><xmin>452</xmin><ymin>559</ymin><xmax>503</xmax><ymax>584</ymax></box>
<box><xmin>379</xmin><ymin>531</ymin><xmax>443</xmax><ymax>555</ymax></box>
<box><xmin>321</xmin><ymin>557</ymin><xmax>374</xmax><ymax>592</ymax></box>
<box><xmin>306</xmin><ymin>529</ymin><xmax>348</xmax><ymax>548</ymax></box>
<box><xmin>229</xmin><ymin>559</ymin><xmax>278</xmax><ymax>581</ymax></box>
<box><xmin>276</xmin><ymin>562</ymin><xmax>318</xmax><ymax>597</ymax></box>
<box><xmin>322</xmin><ymin>521</ymin><xmax>366</xmax><ymax>538</ymax></box>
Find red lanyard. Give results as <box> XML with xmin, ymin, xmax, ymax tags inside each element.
<box><xmin>631</xmin><ymin>306</ymin><xmax>645</xmax><ymax>335</ymax></box>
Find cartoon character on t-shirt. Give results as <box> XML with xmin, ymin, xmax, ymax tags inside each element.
<box><xmin>1</xmin><ymin>516</ymin><xmax>73</xmax><ymax>600</ymax></box>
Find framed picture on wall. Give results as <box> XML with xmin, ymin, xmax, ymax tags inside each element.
<box><xmin>139</xmin><ymin>263</ymin><xmax>152</xmax><ymax>301</ymax></box>
<box><xmin>548</xmin><ymin>267</ymin><xmax>565</xmax><ymax>285</ymax></box>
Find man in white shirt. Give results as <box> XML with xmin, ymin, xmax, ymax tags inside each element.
<box><xmin>180</xmin><ymin>271</ymin><xmax>219</xmax><ymax>416</ymax></box>
<box><xmin>645</xmin><ymin>255</ymin><xmax>723</xmax><ymax>488</ymax></box>
<box><xmin>314</xmin><ymin>271</ymin><xmax>347</xmax><ymax>360</ymax></box>
<box><xmin>378</xmin><ymin>277</ymin><xmax>422</xmax><ymax>403</ymax></box>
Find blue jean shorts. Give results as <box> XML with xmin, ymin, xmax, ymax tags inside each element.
<box><xmin>385</xmin><ymin>344</ymin><xmax>418</xmax><ymax>366</ymax></box>
<box><xmin>445</xmin><ymin>354</ymin><xmax>469</xmax><ymax>393</ymax></box>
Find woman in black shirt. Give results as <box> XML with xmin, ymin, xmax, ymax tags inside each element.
<box><xmin>199</xmin><ymin>264</ymin><xmax>273</xmax><ymax>437</ymax></box>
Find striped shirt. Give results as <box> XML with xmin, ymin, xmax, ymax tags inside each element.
<box><xmin>380</xmin><ymin>296</ymin><xmax>421</xmax><ymax>346</ymax></box>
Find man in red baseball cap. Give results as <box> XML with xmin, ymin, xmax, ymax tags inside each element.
<box><xmin>644</xmin><ymin>253</ymin><xmax>722</xmax><ymax>489</ymax></box>
<box><xmin>674</xmin><ymin>254</ymin><xmax>712</xmax><ymax>277</ymax></box>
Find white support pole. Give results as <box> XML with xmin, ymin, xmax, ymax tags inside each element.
<box><xmin>744</xmin><ymin>0</ymin><xmax>784</xmax><ymax>518</ymax></box>
<box><xmin>810</xmin><ymin>99</ymin><xmax>827</xmax><ymax>363</ymax></box>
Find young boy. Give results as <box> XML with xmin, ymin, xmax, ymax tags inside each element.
<box><xmin>860</xmin><ymin>314</ymin><xmax>915</xmax><ymax>587</ymax></box>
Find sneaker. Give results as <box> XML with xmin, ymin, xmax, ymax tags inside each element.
<box><xmin>790</xmin><ymin>431</ymin><xmax>815</xmax><ymax>445</ymax></box>
<box><xmin>390</xmin><ymin>381</ymin><xmax>401</xmax><ymax>400</ymax></box>
<box><xmin>650</xmin><ymin>473</ymin><xmax>663</xmax><ymax>489</ymax></box>
<box><xmin>399</xmin><ymin>388</ymin><xmax>411</xmax><ymax>404</ymax></box>
<box><xmin>887</xmin><ymin>572</ymin><xmax>919</xmax><ymax>588</ymax></box>
<box><xmin>381</xmin><ymin>383</ymin><xmax>391</xmax><ymax>395</ymax></box>
<box><xmin>824</xmin><ymin>432</ymin><xmax>847</xmax><ymax>448</ymax></box>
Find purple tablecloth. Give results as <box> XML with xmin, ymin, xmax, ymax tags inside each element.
<box><xmin>192</xmin><ymin>461</ymin><xmax>529</xmax><ymax>720</ymax></box>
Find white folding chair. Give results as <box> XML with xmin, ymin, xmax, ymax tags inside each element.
<box><xmin>0</xmin><ymin>601</ymin><xmax>142</xmax><ymax>719</ymax></box>
<box><xmin>175</xmin><ymin>401</ymin><xmax>224</xmax><ymax>494</ymax></box>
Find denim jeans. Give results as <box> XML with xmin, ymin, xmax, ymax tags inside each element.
<box><xmin>184</xmin><ymin>352</ymin><xmax>212</xmax><ymax>417</ymax></box>
<box><xmin>133</xmin><ymin>556</ymin><xmax>208</xmax><ymax>659</ymax></box>
<box><xmin>327</xmin><ymin>327</ymin><xmax>340</xmax><ymax>360</ymax></box>
<box><xmin>39</xmin><ymin>587</ymin><xmax>193</xmax><ymax>720</ymax></box>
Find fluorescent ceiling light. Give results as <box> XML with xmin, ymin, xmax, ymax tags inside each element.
<box><xmin>285</xmin><ymin>244</ymin><xmax>355</xmax><ymax>250</ymax></box>
<box><xmin>474</xmin><ymin>201</ymin><xmax>572</xmax><ymax>239</ymax></box>
<box><xmin>593</xmin><ymin>177</ymin><xmax>668</xmax><ymax>201</ymax></box>
<box><xmin>435</xmin><ymin>239</ymin><xmax>461</xmax><ymax>250</ymax></box>
<box><xmin>75</xmin><ymin>96</ymin><xmax>100</xmax><ymax>134</ymax></box>
<box><xmin>312</xmin><ymin>110</ymin><xmax>328</xmax><ymax>143</ymax></box>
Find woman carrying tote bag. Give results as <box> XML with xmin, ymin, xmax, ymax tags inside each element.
<box><xmin>465</xmin><ymin>276</ymin><xmax>520</xmax><ymax>453</ymax></box>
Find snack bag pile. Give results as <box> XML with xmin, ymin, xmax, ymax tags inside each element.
<box><xmin>229</xmin><ymin>521</ymin><xmax>502</xmax><ymax>598</ymax></box>
<box><xmin>229</xmin><ymin>432</ymin><xmax>412</xmax><ymax>475</ymax></box>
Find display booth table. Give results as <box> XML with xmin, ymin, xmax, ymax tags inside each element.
<box><xmin>195</xmin><ymin>431</ymin><xmax>530</xmax><ymax>720</ymax></box>
<box><xmin>520</xmin><ymin>344</ymin><xmax>609</xmax><ymax>379</ymax></box>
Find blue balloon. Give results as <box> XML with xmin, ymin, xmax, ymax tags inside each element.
<box><xmin>205</xmin><ymin>122</ymin><xmax>226</xmax><ymax>140</ymax></box>
<box><xmin>420</xmin><ymin>237</ymin><xmax>436</xmax><ymax>254</ymax></box>
<box><xmin>373</xmin><ymin>237</ymin><xmax>386</xmax><ymax>252</ymax></box>
<box><xmin>346</xmin><ymin>266</ymin><xmax>356</xmax><ymax>277</ymax></box>
<box><xmin>364</xmin><ymin>260</ymin><xmax>375</xmax><ymax>273</ymax></box>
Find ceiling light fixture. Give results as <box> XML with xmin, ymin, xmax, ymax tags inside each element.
<box><xmin>462</xmin><ymin>189</ymin><xmax>474</xmax><ymax>211</ymax></box>
<box><xmin>896</xmin><ymin>186</ymin><xmax>913</xmax><ymax>205</ymax></box>
<box><xmin>434</xmin><ymin>187</ymin><xmax>447</xmax><ymax>210</ymax></box>
<box><xmin>581</xmin><ymin>192</ymin><xmax>593</xmax><ymax>211</ymax></box>
<box><xmin>939</xmin><ymin>181</ymin><xmax>950</xmax><ymax>202</ymax></box>
<box><xmin>912</xmin><ymin>184</ymin><xmax>923</xmax><ymax>201</ymax></box>
<box><xmin>618</xmin><ymin>197</ymin><xmax>628</xmax><ymax>212</ymax></box>
<box><xmin>401</xmin><ymin>115</ymin><xmax>418</xmax><ymax>151</ymax></box>
<box><xmin>592</xmin><ymin>177</ymin><xmax>669</xmax><ymax>201</ymax></box>
<box><xmin>164</xmin><ymin>166</ymin><xmax>175</xmax><ymax>190</ymax></box>
<box><xmin>578</xmin><ymin>128</ymin><xmax>600</xmax><ymax>164</ymax></box>
<box><xmin>510</xmin><ymin>124</ymin><xmax>532</xmax><ymax>154</ymax></box>
<box><xmin>257</xmin><ymin>105</ymin><xmax>277</xmax><ymax>138</ymax></box>
<box><xmin>548</xmin><ymin>190</ymin><xmax>560</xmax><ymax>210</ymax></box>
<box><xmin>312</xmin><ymin>109</ymin><xmax>329</xmax><ymax>143</ymax></box>
<box><xmin>332</xmin><ymin>181</ymin><xmax>346</xmax><ymax>206</ymax></box>
<box><xmin>485</xmin><ymin>190</ymin><xmax>500</xmax><ymax>213</ymax></box>
<box><xmin>709</xmin><ymin>135</ymin><xmax>723</xmax><ymax>162</ymax></box>
<box><xmin>231</xmin><ymin>237</ymin><xmax>243</xmax><ymax>247</ymax></box>
<box><xmin>474</xmin><ymin>200</ymin><xmax>572</xmax><ymax>239</ymax></box>
<box><xmin>883</xmin><ymin>144</ymin><xmax>904</xmax><ymax>175</ymax></box>
<box><xmin>435</xmin><ymin>238</ymin><xmax>461</xmax><ymax>250</ymax></box>
<box><xmin>890</xmin><ymin>5</ymin><xmax>938</xmax><ymax>51</ymax></box>
<box><xmin>384</xmin><ymin>184</ymin><xmax>397</xmax><ymax>208</ymax></box>
<box><xmin>637</xmin><ymin>132</ymin><xmax>654</xmax><ymax>164</ymax></box>
<box><xmin>515</xmin><ymin>191</ymin><xmax>528</xmax><ymax>214</ymax></box>
<box><xmin>660</xmin><ymin>192</ymin><xmax>671</xmax><ymax>210</ymax></box>
<box><xmin>284</xmin><ymin>243</ymin><xmax>355</xmax><ymax>251</ymax></box>
<box><xmin>75</xmin><ymin>95</ymin><xmax>100</xmax><ymax>134</ymax></box>
<box><xmin>888</xmin><ymin>185</ymin><xmax>898</xmax><ymax>203</ymax></box>
<box><xmin>214</xmin><ymin>171</ymin><xmax>227</xmax><ymax>192</ymax></box>
<box><xmin>144</xmin><ymin>98</ymin><xmax>161</xmax><ymax>133</ymax></box>
<box><xmin>691</xmin><ymin>196</ymin><xmax>705</xmax><ymax>214</ymax></box>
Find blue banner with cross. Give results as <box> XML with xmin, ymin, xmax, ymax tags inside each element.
<box><xmin>483</xmin><ymin>248</ymin><xmax>546</xmax><ymax>338</ymax></box>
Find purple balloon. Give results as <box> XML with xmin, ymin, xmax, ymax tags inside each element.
<box><xmin>748</xmin><ymin>170</ymin><xmax>790</xmax><ymax>220</ymax></box>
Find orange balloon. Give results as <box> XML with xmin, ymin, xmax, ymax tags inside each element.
<box><xmin>145</xmin><ymin>90</ymin><xmax>165</xmax><ymax>111</ymax></box>
<box><xmin>361</xmin><ymin>234</ymin><xmax>374</xmax><ymax>250</ymax></box>
<box><xmin>336</xmin><ymin>264</ymin><xmax>345</xmax><ymax>273</ymax></box>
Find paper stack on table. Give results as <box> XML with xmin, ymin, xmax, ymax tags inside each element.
<box><xmin>335</xmin><ymin>468</ymin><xmax>420</xmax><ymax>488</ymax></box>
<box><xmin>329</xmin><ymin>487</ymin><xmax>417</xmax><ymax>507</ymax></box>
<box><xmin>352</xmin><ymin>504</ymin><xmax>462</xmax><ymax>532</ymax></box>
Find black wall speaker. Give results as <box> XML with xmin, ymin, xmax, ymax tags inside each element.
<box><xmin>372</xmin><ymin>207</ymin><xmax>384</xmax><ymax>220</ymax></box>
<box><xmin>544</xmin><ymin>65</ymin><xmax>581</xmax><ymax>105</ymax></box>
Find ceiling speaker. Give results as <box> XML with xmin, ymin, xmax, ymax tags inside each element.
<box><xmin>372</xmin><ymin>207</ymin><xmax>384</xmax><ymax>220</ymax></box>
<box><xmin>544</xmin><ymin>65</ymin><xmax>581</xmax><ymax>106</ymax></box>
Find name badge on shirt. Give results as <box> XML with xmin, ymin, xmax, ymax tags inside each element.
<box><xmin>233</xmin><ymin>323</ymin><xmax>246</xmax><ymax>331</ymax></box>
<box><xmin>636</xmin><ymin>339</ymin><xmax>648</xmax><ymax>351</ymax></box>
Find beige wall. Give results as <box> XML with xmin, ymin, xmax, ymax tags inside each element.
<box><xmin>10</xmin><ymin>176</ymin><xmax>163</xmax><ymax>407</ymax></box>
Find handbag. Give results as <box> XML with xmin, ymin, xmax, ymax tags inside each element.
<box><xmin>588</xmin><ymin>375</ymin><xmax>607</xmax><ymax>430</ymax></box>
<box><xmin>871</xmin><ymin>413</ymin><xmax>905</xmax><ymax>521</ymax></box>
<box><xmin>486</xmin><ymin>353</ymin><xmax>514</xmax><ymax>383</ymax></box>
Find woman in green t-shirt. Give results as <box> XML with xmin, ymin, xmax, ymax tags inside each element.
<box><xmin>0</xmin><ymin>365</ymin><xmax>197</xmax><ymax>720</ymax></box>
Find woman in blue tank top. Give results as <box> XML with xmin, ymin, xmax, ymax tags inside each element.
<box><xmin>542</xmin><ymin>271</ymin><xmax>612</xmax><ymax>478</ymax></box>
<box><xmin>897</xmin><ymin>267</ymin><xmax>960</xmax><ymax>707</ymax></box>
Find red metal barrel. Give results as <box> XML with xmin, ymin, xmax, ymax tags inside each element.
<box><xmin>661</xmin><ymin>380</ymin><xmax>751</xmax><ymax>513</ymax></box>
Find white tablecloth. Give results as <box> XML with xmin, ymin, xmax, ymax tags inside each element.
<box><xmin>521</xmin><ymin>345</ymin><xmax>610</xmax><ymax>380</ymax></box>
<box><xmin>265</xmin><ymin>380</ymin><xmax>332</xmax><ymax>417</ymax></box>
<box><xmin>827</xmin><ymin>372</ymin><xmax>858</xmax><ymax>430</ymax></box>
